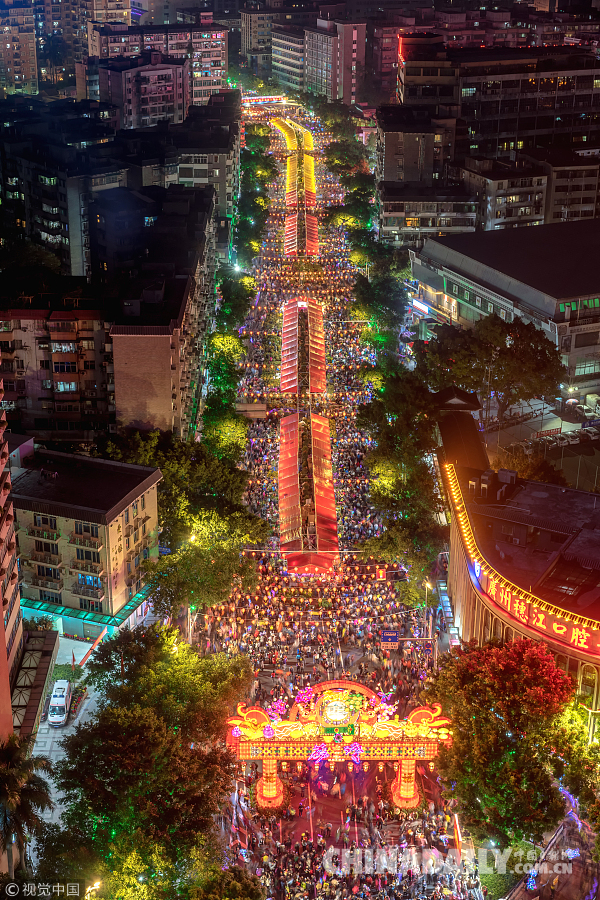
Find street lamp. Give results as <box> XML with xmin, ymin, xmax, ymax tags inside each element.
<box><xmin>85</xmin><ymin>883</ymin><xmax>101</xmax><ymax>899</ymax></box>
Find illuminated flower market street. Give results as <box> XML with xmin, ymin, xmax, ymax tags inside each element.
<box><xmin>197</xmin><ymin>103</ymin><xmax>479</xmax><ymax>900</ymax></box>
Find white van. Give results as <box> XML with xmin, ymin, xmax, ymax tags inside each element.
<box><xmin>48</xmin><ymin>680</ymin><xmax>72</xmax><ymax>727</ymax></box>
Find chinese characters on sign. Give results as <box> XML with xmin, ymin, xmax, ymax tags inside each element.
<box><xmin>476</xmin><ymin>569</ymin><xmax>596</xmax><ymax>653</ymax></box>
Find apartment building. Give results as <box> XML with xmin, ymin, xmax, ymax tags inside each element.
<box><xmin>97</xmin><ymin>50</ymin><xmax>190</xmax><ymax>127</ymax></box>
<box><xmin>0</xmin><ymin>105</ymin><xmax>127</xmax><ymax>278</ymax></box>
<box><xmin>109</xmin><ymin>185</ymin><xmax>217</xmax><ymax>438</ymax></box>
<box><xmin>375</xmin><ymin>104</ymin><xmax>454</xmax><ymax>185</ymax></box>
<box><xmin>398</xmin><ymin>41</ymin><xmax>600</xmax><ymax>159</ymax></box>
<box><xmin>88</xmin><ymin>17</ymin><xmax>228</xmax><ymax>104</ymax></box>
<box><xmin>0</xmin><ymin>183</ymin><xmax>217</xmax><ymax>440</ymax></box>
<box><xmin>0</xmin><ymin>302</ymin><xmax>116</xmax><ymax>440</ymax></box>
<box><xmin>522</xmin><ymin>148</ymin><xmax>600</xmax><ymax>224</ymax></box>
<box><xmin>0</xmin><ymin>92</ymin><xmax>239</xmax><ymax>274</ymax></box>
<box><xmin>460</xmin><ymin>156</ymin><xmax>547</xmax><ymax>230</ymax></box>
<box><xmin>0</xmin><ymin>360</ymin><xmax>20</xmax><ymax>739</ymax></box>
<box><xmin>0</xmin><ymin>0</ymin><xmax>38</xmax><ymax>96</ymax></box>
<box><xmin>171</xmin><ymin>91</ymin><xmax>241</xmax><ymax>219</ymax></box>
<box><xmin>378</xmin><ymin>183</ymin><xmax>476</xmax><ymax>246</ymax></box>
<box><xmin>411</xmin><ymin>220</ymin><xmax>600</xmax><ymax>396</ymax></box>
<box><xmin>304</xmin><ymin>18</ymin><xmax>365</xmax><ymax>105</ymax></box>
<box><xmin>13</xmin><ymin>450</ymin><xmax>161</xmax><ymax>639</ymax></box>
<box><xmin>367</xmin><ymin>22</ymin><xmax>401</xmax><ymax>100</ymax></box>
<box><xmin>241</xmin><ymin>7</ymin><xmax>272</xmax><ymax>57</ymax></box>
<box><xmin>271</xmin><ymin>24</ymin><xmax>304</xmax><ymax>92</ymax></box>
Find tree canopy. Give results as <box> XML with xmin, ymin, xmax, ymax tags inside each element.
<box><xmin>423</xmin><ymin>638</ymin><xmax>594</xmax><ymax>847</ymax></box>
<box><xmin>43</xmin><ymin>626</ymin><xmax>253</xmax><ymax>895</ymax></box>
<box><xmin>414</xmin><ymin>314</ymin><xmax>565</xmax><ymax>420</ymax></box>
<box><xmin>97</xmin><ymin>429</ymin><xmax>255</xmax><ymax>550</ymax></box>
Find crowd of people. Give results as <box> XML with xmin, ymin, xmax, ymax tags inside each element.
<box><xmin>211</xmin><ymin>110</ymin><xmax>484</xmax><ymax>900</ymax></box>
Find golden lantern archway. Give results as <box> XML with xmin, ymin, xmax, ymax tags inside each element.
<box><xmin>227</xmin><ymin>679</ymin><xmax>452</xmax><ymax>809</ymax></box>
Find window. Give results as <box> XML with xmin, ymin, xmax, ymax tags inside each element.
<box><xmin>462</xmin><ymin>86</ymin><xmax>476</xmax><ymax>97</ymax></box>
<box><xmin>55</xmin><ymin>382</ymin><xmax>77</xmax><ymax>393</ymax></box>
<box><xmin>76</xmin><ymin>548</ymin><xmax>100</xmax><ymax>563</ymax></box>
<box><xmin>40</xmin><ymin>591</ymin><xmax>61</xmax><ymax>604</ymax></box>
<box><xmin>475</xmin><ymin>296</ymin><xmax>482</xmax><ymax>307</ymax></box>
<box><xmin>581</xmin><ymin>665</ymin><xmax>597</xmax><ymax>700</ymax></box>
<box><xmin>488</xmin><ymin>302</ymin><xmax>494</xmax><ymax>313</ymax></box>
<box><xmin>124</xmin><ymin>509</ymin><xmax>129</xmax><ymax>525</ymax></box>
<box><xmin>51</xmin><ymin>342</ymin><xmax>77</xmax><ymax>353</ymax></box>
<box><xmin>34</xmin><ymin>515</ymin><xmax>56</xmax><ymax>530</ymax></box>
<box><xmin>141</xmin><ymin>494</ymin><xmax>146</xmax><ymax>511</ymax></box>
<box><xmin>132</xmin><ymin>501</ymin><xmax>138</xmax><ymax>518</ymax></box>
<box><xmin>54</xmin><ymin>362</ymin><xmax>76</xmax><ymax>373</ymax></box>
<box><xmin>75</xmin><ymin>522</ymin><xmax>99</xmax><ymax>538</ymax></box>
<box><xmin>35</xmin><ymin>540</ymin><xmax>58</xmax><ymax>555</ymax></box>
<box><xmin>39</xmin><ymin>360</ymin><xmax>50</xmax><ymax>370</ymax></box>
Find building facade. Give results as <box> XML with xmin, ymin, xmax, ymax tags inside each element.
<box><xmin>98</xmin><ymin>50</ymin><xmax>190</xmax><ymax>127</ymax></box>
<box><xmin>13</xmin><ymin>450</ymin><xmax>161</xmax><ymax>639</ymax></box>
<box><xmin>411</xmin><ymin>220</ymin><xmax>600</xmax><ymax>398</ymax></box>
<box><xmin>460</xmin><ymin>156</ymin><xmax>547</xmax><ymax>230</ymax></box>
<box><xmin>0</xmin><ymin>356</ymin><xmax>21</xmax><ymax>738</ymax></box>
<box><xmin>441</xmin><ymin>442</ymin><xmax>600</xmax><ymax>742</ymax></box>
<box><xmin>0</xmin><ymin>0</ymin><xmax>38</xmax><ymax>96</ymax></box>
<box><xmin>398</xmin><ymin>42</ymin><xmax>600</xmax><ymax>159</ymax></box>
<box><xmin>378</xmin><ymin>183</ymin><xmax>477</xmax><ymax>246</ymax></box>
<box><xmin>304</xmin><ymin>18</ymin><xmax>365</xmax><ymax>105</ymax></box>
<box><xmin>521</xmin><ymin>148</ymin><xmax>600</xmax><ymax>224</ymax></box>
<box><xmin>271</xmin><ymin>24</ymin><xmax>304</xmax><ymax>92</ymax></box>
<box><xmin>0</xmin><ymin>307</ymin><xmax>116</xmax><ymax>441</ymax></box>
<box><xmin>88</xmin><ymin>18</ymin><xmax>228</xmax><ymax>105</ymax></box>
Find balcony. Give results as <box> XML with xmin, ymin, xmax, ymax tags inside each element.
<box><xmin>27</xmin><ymin>525</ymin><xmax>60</xmax><ymax>542</ymax></box>
<box><xmin>30</xmin><ymin>551</ymin><xmax>62</xmax><ymax>566</ymax></box>
<box><xmin>69</xmin><ymin>533</ymin><xmax>103</xmax><ymax>549</ymax></box>
<box><xmin>70</xmin><ymin>559</ymin><xmax>103</xmax><ymax>576</ymax></box>
<box><xmin>71</xmin><ymin>583</ymin><xmax>104</xmax><ymax>600</ymax></box>
<box><xmin>31</xmin><ymin>575</ymin><xmax>63</xmax><ymax>590</ymax></box>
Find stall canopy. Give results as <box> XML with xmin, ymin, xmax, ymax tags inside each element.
<box><xmin>280</xmin><ymin>300</ymin><xmax>299</xmax><ymax>393</ymax></box>
<box><xmin>305</xmin><ymin>215</ymin><xmax>319</xmax><ymax>256</ymax></box>
<box><xmin>284</xmin><ymin>214</ymin><xmax>298</xmax><ymax>257</ymax></box>
<box><xmin>311</xmin><ymin>413</ymin><xmax>339</xmax><ymax>562</ymax></box>
<box><xmin>278</xmin><ymin>414</ymin><xmax>302</xmax><ymax>552</ymax></box>
<box><xmin>308</xmin><ymin>298</ymin><xmax>326</xmax><ymax>394</ymax></box>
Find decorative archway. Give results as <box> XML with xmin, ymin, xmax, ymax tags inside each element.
<box><xmin>227</xmin><ymin>680</ymin><xmax>452</xmax><ymax>809</ymax></box>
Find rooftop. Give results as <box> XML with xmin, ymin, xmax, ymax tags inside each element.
<box><xmin>427</xmin><ymin>220</ymin><xmax>600</xmax><ymax>301</ymax></box>
<box><xmin>439</xmin><ymin>402</ymin><xmax>600</xmax><ymax>623</ymax></box>
<box><xmin>521</xmin><ymin>147</ymin><xmax>600</xmax><ymax>169</ymax></box>
<box><xmin>376</xmin><ymin>104</ymin><xmax>437</xmax><ymax>133</ymax></box>
<box><xmin>380</xmin><ymin>182</ymin><xmax>475</xmax><ymax>201</ymax></box>
<box><xmin>10</xmin><ymin>450</ymin><xmax>161</xmax><ymax>524</ymax></box>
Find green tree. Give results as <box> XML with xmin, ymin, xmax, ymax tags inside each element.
<box><xmin>54</xmin><ymin>626</ymin><xmax>252</xmax><ymax>865</ymax></box>
<box><xmin>190</xmin><ymin>865</ymin><xmax>265</xmax><ymax>900</ymax></box>
<box><xmin>414</xmin><ymin>314</ymin><xmax>565</xmax><ymax>421</ymax></box>
<box><xmin>324</xmin><ymin>140</ymin><xmax>369</xmax><ymax>175</ymax></box>
<box><xmin>491</xmin><ymin>449</ymin><xmax>567</xmax><ymax>486</ymax></box>
<box><xmin>142</xmin><ymin>515</ymin><xmax>263</xmax><ymax>620</ymax></box>
<box><xmin>98</xmin><ymin>429</ymin><xmax>253</xmax><ymax>549</ymax></box>
<box><xmin>0</xmin><ymin>734</ymin><xmax>53</xmax><ymax>879</ymax></box>
<box><xmin>353</xmin><ymin>273</ymin><xmax>407</xmax><ymax>330</ymax></box>
<box><xmin>424</xmin><ymin>639</ymin><xmax>575</xmax><ymax>847</ymax></box>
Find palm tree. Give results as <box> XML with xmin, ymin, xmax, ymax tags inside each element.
<box><xmin>0</xmin><ymin>734</ymin><xmax>53</xmax><ymax>879</ymax></box>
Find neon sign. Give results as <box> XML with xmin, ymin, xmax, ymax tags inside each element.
<box><xmin>446</xmin><ymin>464</ymin><xmax>600</xmax><ymax>654</ymax></box>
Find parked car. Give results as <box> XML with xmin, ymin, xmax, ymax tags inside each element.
<box><xmin>48</xmin><ymin>680</ymin><xmax>72</xmax><ymax>727</ymax></box>
<box><xmin>566</xmin><ymin>432</ymin><xmax>580</xmax><ymax>445</ymax></box>
<box><xmin>587</xmin><ymin>427</ymin><xmax>600</xmax><ymax>439</ymax></box>
<box><xmin>578</xmin><ymin>430</ymin><xmax>592</xmax><ymax>442</ymax></box>
<box><xmin>556</xmin><ymin>434</ymin><xmax>569</xmax><ymax>447</ymax></box>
